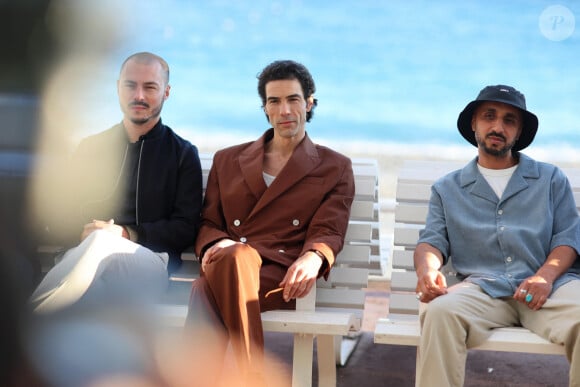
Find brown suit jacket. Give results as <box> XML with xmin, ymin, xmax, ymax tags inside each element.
<box><xmin>195</xmin><ymin>129</ymin><xmax>355</xmax><ymax>277</ymax></box>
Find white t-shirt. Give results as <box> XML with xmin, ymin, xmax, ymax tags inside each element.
<box><xmin>477</xmin><ymin>164</ymin><xmax>518</xmax><ymax>199</ymax></box>
<box><xmin>263</xmin><ymin>171</ymin><xmax>276</xmax><ymax>187</ymax></box>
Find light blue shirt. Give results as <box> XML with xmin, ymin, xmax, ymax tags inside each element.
<box><xmin>419</xmin><ymin>153</ymin><xmax>580</xmax><ymax>298</ymax></box>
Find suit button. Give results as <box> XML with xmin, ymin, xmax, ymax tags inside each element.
<box><xmin>234</xmin><ymin>219</ymin><xmax>241</xmax><ymax>226</ymax></box>
<box><xmin>240</xmin><ymin>237</ymin><xmax>247</xmax><ymax>243</ymax></box>
<box><xmin>292</xmin><ymin>219</ymin><xmax>300</xmax><ymax>226</ymax></box>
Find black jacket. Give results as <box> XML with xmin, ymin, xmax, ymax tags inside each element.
<box><xmin>49</xmin><ymin>119</ymin><xmax>202</xmax><ymax>272</ymax></box>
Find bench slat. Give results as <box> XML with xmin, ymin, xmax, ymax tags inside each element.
<box><xmin>374</xmin><ymin>318</ymin><xmax>420</xmax><ymax>346</ymax></box>
<box><xmin>393</xmin><ymin>227</ymin><xmax>421</xmax><ymax>248</ymax></box>
<box><xmin>320</xmin><ymin>267</ymin><xmax>368</xmax><ymax>289</ymax></box>
<box><xmin>390</xmin><ymin>271</ymin><xmax>418</xmax><ymax>292</ymax></box>
<box><xmin>155</xmin><ymin>304</ymin><xmax>359</xmax><ymax>336</ymax></box>
<box><xmin>350</xmin><ymin>200</ymin><xmax>376</xmax><ymax>221</ymax></box>
<box><xmin>336</xmin><ymin>245</ymin><xmax>371</xmax><ymax>266</ymax></box>
<box><xmin>389</xmin><ymin>293</ymin><xmax>420</xmax><ymax>315</ymax></box>
<box><xmin>474</xmin><ymin>327</ymin><xmax>566</xmax><ymax>355</ymax></box>
<box><xmin>392</xmin><ymin>250</ymin><xmax>414</xmax><ymax>270</ymax></box>
<box><xmin>354</xmin><ymin>177</ymin><xmax>376</xmax><ymax>201</ymax></box>
<box><xmin>395</xmin><ymin>203</ymin><xmax>429</xmax><ymax>224</ymax></box>
<box><xmin>261</xmin><ymin>311</ymin><xmax>358</xmax><ymax>335</ymax></box>
<box><xmin>395</xmin><ymin>183</ymin><xmax>432</xmax><ymax>203</ymax></box>
<box><xmin>315</xmin><ymin>288</ymin><xmax>366</xmax><ymax>310</ymax></box>
<box><xmin>345</xmin><ymin>222</ymin><xmax>372</xmax><ymax>243</ymax></box>
<box><xmin>374</xmin><ymin>318</ymin><xmax>565</xmax><ymax>355</ymax></box>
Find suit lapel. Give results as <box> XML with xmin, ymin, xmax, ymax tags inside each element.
<box><xmin>246</xmin><ymin>133</ymin><xmax>320</xmax><ymax>219</ymax></box>
<box><xmin>238</xmin><ymin>134</ymin><xmax>269</xmax><ymax>201</ymax></box>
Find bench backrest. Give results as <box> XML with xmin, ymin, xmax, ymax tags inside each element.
<box><xmin>188</xmin><ymin>153</ymin><xmax>378</xmax><ymax>329</ymax></box>
<box><xmin>390</xmin><ymin>159</ymin><xmax>580</xmax><ymax>318</ymax></box>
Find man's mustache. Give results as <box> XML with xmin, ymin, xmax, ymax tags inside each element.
<box><xmin>130</xmin><ymin>101</ymin><xmax>149</xmax><ymax>108</ymax></box>
<box><xmin>486</xmin><ymin>131</ymin><xmax>506</xmax><ymax>141</ymax></box>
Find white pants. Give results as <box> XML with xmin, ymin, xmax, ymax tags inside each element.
<box><xmin>416</xmin><ymin>281</ymin><xmax>580</xmax><ymax>387</ymax></box>
<box><xmin>31</xmin><ymin>230</ymin><xmax>168</xmax><ymax>313</ymax></box>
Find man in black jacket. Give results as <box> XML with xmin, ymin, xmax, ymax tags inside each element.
<box><xmin>31</xmin><ymin>52</ymin><xmax>202</xmax><ymax>312</ymax></box>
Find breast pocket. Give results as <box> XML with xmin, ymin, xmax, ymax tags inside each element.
<box><xmin>301</xmin><ymin>176</ymin><xmax>325</xmax><ymax>185</ymax></box>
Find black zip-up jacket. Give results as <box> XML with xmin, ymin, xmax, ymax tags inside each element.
<box><xmin>48</xmin><ymin>119</ymin><xmax>202</xmax><ymax>272</ymax></box>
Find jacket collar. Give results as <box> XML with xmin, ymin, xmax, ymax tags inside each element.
<box><xmin>119</xmin><ymin>118</ymin><xmax>165</xmax><ymax>143</ymax></box>
<box><xmin>460</xmin><ymin>153</ymin><xmax>540</xmax><ymax>203</ymax></box>
<box><xmin>238</xmin><ymin>128</ymin><xmax>321</xmax><ymax>218</ymax></box>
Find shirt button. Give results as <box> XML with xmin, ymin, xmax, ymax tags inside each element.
<box><xmin>292</xmin><ymin>219</ymin><xmax>300</xmax><ymax>226</ymax></box>
<box><xmin>498</xmin><ymin>209</ymin><xmax>503</xmax><ymax>215</ymax></box>
<box><xmin>500</xmin><ymin>226</ymin><xmax>505</xmax><ymax>231</ymax></box>
<box><xmin>240</xmin><ymin>237</ymin><xmax>247</xmax><ymax>243</ymax></box>
<box><xmin>506</xmin><ymin>256</ymin><xmax>512</xmax><ymax>262</ymax></box>
<box><xmin>233</xmin><ymin>219</ymin><xmax>241</xmax><ymax>226</ymax></box>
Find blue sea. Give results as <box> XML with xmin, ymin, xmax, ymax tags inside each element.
<box><xmin>46</xmin><ymin>0</ymin><xmax>580</xmax><ymax>159</ymax></box>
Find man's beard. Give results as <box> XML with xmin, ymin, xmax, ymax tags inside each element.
<box><xmin>129</xmin><ymin>101</ymin><xmax>164</xmax><ymax>125</ymax></box>
<box><xmin>475</xmin><ymin>131</ymin><xmax>516</xmax><ymax>157</ymax></box>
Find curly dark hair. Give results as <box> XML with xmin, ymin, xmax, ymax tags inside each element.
<box><xmin>257</xmin><ymin>60</ymin><xmax>318</xmax><ymax>122</ymax></box>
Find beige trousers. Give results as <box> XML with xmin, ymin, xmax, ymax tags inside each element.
<box><xmin>31</xmin><ymin>230</ymin><xmax>168</xmax><ymax>313</ymax></box>
<box><xmin>417</xmin><ymin>281</ymin><xmax>580</xmax><ymax>387</ymax></box>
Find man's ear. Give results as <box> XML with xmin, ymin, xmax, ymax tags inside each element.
<box><xmin>306</xmin><ymin>95</ymin><xmax>314</xmax><ymax>111</ymax></box>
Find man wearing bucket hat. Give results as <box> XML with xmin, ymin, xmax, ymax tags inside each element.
<box><xmin>413</xmin><ymin>85</ymin><xmax>580</xmax><ymax>386</ymax></box>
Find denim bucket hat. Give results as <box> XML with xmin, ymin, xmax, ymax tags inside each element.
<box><xmin>457</xmin><ymin>85</ymin><xmax>539</xmax><ymax>151</ymax></box>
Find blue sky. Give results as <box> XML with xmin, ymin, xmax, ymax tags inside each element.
<box><xmin>50</xmin><ymin>0</ymin><xmax>580</xmax><ymax>152</ymax></box>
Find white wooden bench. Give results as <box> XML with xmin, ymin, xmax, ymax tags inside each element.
<box><xmin>157</xmin><ymin>153</ymin><xmax>380</xmax><ymax>387</ymax></box>
<box><xmin>374</xmin><ymin>159</ymin><xmax>570</xmax><ymax>376</ymax></box>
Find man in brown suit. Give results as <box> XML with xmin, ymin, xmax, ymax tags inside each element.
<box><xmin>186</xmin><ymin>60</ymin><xmax>355</xmax><ymax>384</ymax></box>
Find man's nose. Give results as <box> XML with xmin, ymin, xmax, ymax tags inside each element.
<box><xmin>134</xmin><ymin>86</ymin><xmax>145</xmax><ymax>101</ymax></box>
<box><xmin>279</xmin><ymin>101</ymin><xmax>291</xmax><ymax>114</ymax></box>
<box><xmin>493</xmin><ymin>118</ymin><xmax>505</xmax><ymax>132</ymax></box>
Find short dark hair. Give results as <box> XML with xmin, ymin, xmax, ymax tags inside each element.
<box><xmin>120</xmin><ymin>52</ymin><xmax>170</xmax><ymax>85</ymax></box>
<box><xmin>257</xmin><ymin>60</ymin><xmax>318</xmax><ymax>122</ymax></box>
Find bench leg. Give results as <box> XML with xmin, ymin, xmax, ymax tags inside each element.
<box><xmin>292</xmin><ymin>333</ymin><xmax>314</xmax><ymax>387</ymax></box>
<box><xmin>415</xmin><ymin>347</ymin><xmax>421</xmax><ymax>384</ymax></box>
<box><xmin>334</xmin><ymin>332</ymin><xmax>362</xmax><ymax>366</ymax></box>
<box><xmin>317</xmin><ymin>334</ymin><xmax>337</xmax><ymax>387</ymax></box>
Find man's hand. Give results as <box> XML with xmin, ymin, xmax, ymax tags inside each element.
<box><xmin>514</xmin><ymin>275</ymin><xmax>553</xmax><ymax>311</ymax></box>
<box><xmin>415</xmin><ymin>267</ymin><xmax>448</xmax><ymax>302</ymax></box>
<box><xmin>279</xmin><ymin>251</ymin><xmax>323</xmax><ymax>302</ymax></box>
<box><xmin>201</xmin><ymin>238</ymin><xmax>239</xmax><ymax>273</ymax></box>
<box><xmin>414</xmin><ymin>242</ymin><xmax>448</xmax><ymax>302</ymax></box>
<box><xmin>80</xmin><ymin>219</ymin><xmax>124</xmax><ymax>241</ymax></box>
<box><xmin>514</xmin><ymin>245</ymin><xmax>577</xmax><ymax>310</ymax></box>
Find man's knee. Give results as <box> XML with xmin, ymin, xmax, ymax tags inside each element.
<box><xmin>214</xmin><ymin>243</ymin><xmax>261</xmax><ymax>269</ymax></box>
<box><xmin>224</xmin><ymin>243</ymin><xmax>259</xmax><ymax>258</ymax></box>
<box><xmin>422</xmin><ymin>294</ymin><xmax>457</xmax><ymax>323</ymax></box>
<box><xmin>82</xmin><ymin>229</ymin><xmax>109</xmax><ymax>245</ymax></box>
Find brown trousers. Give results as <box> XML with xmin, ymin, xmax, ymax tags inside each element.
<box><xmin>186</xmin><ymin>243</ymin><xmax>294</xmax><ymax>378</ymax></box>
